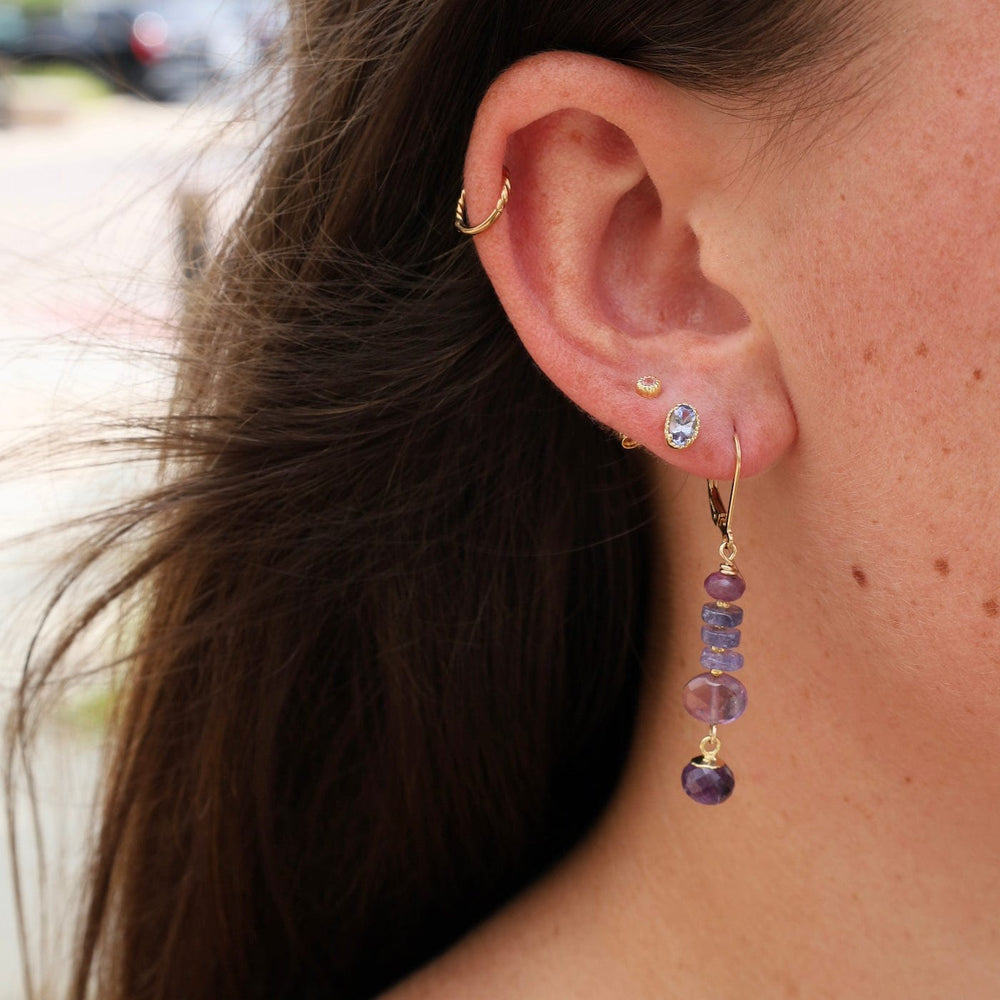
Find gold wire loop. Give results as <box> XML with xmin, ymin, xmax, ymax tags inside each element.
<box><xmin>455</xmin><ymin>168</ymin><xmax>511</xmax><ymax>235</ymax></box>
<box><xmin>708</xmin><ymin>431</ymin><xmax>742</xmax><ymax>551</ymax></box>
<box><xmin>719</xmin><ymin>537</ymin><xmax>739</xmax><ymax>566</ymax></box>
<box><xmin>620</xmin><ymin>434</ymin><xmax>641</xmax><ymax>450</ymax></box>
<box><xmin>699</xmin><ymin>730</ymin><xmax>722</xmax><ymax>762</ymax></box>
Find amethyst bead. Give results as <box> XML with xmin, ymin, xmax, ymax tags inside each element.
<box><xmin>700</xmin><ymin>648</ymin><xmax>744</xmax><ymax>672</ymax></box>
<box><xmin>683</xmin><ymin>671</ymin><xmax>748</xmax><ymax>724</ymax></box>
<box><xmin>704</xmin><ymin>571</ymin><xmax>746</xmax><ymax>602</ymax></box>
<box><xmin>701</xmin><ymin>624</ymin><xmax>740</xmax><ymax>649</ymax></box>
<box><xmin>702</xmin><ymin>602</ymin><xmax>743</xmax><ymax>628</ymax></box>
<box><xmin>681</xmin><ymin>757</ymin><xmax>735</xmax><ymax>805</ymax></box>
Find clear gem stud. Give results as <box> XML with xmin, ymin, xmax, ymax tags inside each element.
<box><xmin>665</xmin><ymin>403</ymin><xmax>700</xmax><ymax>450</ymax></box>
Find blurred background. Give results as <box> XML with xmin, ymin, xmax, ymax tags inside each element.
<box><xmin>0</xmin><ymin>2</ymin><xmax>280</xmax><ymax>994</ymax></box>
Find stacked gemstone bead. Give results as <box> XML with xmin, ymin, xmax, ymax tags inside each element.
<box><xmin>680</xmin><ymin>568</ymin><xmax>747</xmax><ymax>805</ymax></box>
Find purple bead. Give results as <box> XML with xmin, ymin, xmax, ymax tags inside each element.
<box><xmin>701</xmin><ymin>625</ymin><xmax>740</xmax><ymax>649</ymax></box>
<box><xmin>681</xmin><ymin>757</ymin><xmax>735</xmax><ymax>805</ymax></box>
<box><xmin>704</xmin><ymin>571</ymin><xmax>746</xmax><ymax>601</ymax></box>
<box><xmin>702</xmin><ymin>602</ymin><xmax>743</xmax><ymax>628</ymax></box>
<box><xmin>700</xmin><ymin>648</ymin><xmax>744</xmax><ymax>672</ymax></box>
<box><xmin>683</xmin><ymin>672</ymin><xmax>748</xmax><ymax>724</ymax></box>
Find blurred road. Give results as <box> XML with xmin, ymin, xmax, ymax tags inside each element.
<box><xmin>0</xmin><ymin>90</ymin><xmax>258</xmax><ymax>999</ymax></box>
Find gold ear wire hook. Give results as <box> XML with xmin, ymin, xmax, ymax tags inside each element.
<box><xmin>707</xmin><ymin>432</ymin><xmax>742</xmax><ymax>546</ymax></box>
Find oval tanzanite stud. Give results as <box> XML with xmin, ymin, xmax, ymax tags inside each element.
<box><xmin>664</xmin><ymin>403</ymin><xmax>700</xmax><ymax>450</ymax></box>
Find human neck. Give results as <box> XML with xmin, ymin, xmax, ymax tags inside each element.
<box><xmin>389</xmin><ymin>460</ymin><xmax>1000</xmax><ymax>1000</ymax></box>
<box><xmin>556</xmin><ymin>460</ymin><xmax>1000</xmax><ymax>998</ymax></box>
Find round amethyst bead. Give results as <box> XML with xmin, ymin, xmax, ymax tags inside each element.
<box><xmin>701</xmin><ymin>624</ymin><xmax>741</xmax><ymax>649</ymax></box>
<box><xmin>683</xmin><ymin>671</ymin><xmax>748</xmax><ymax>724</ymax></box>
<box><xmin>704</xmin><ymin>570</ymin><xmax>746</xmax><ymax>602</ymax></box>
<box><xmin>681</xmin><ymin>757</ymin><xmax>735</xmax><ymax>805</ymax></box>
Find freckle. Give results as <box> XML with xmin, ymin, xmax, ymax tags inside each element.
<box><xmin>956</xmin><ymin>87</ymin><xmax>966</xmax><ymax>97</ymax></box>
<box><xmin>973</xmin><ymin>368</ymin><xmax>983</xmax><ymax>381</ymax></box>
<box><xmin>863</xmin><ymin>344</ymin><xmax>876</xmax><ymax>363</ymax></box>
<box><xmin>915</xmin><ymin>342</ymin><xmax>928</xmax><ymax>357</ymax></box>
<box><xmin>984</xmin><ymin>599</ymin><xmax>999</xmax><ymax>618</ymax></box>
<box><xmin>852</xmin><ymin>566</ymin><xmax>868</xmax><ymax>588</ymax></box>
<box><xmin>839</xmin><ymin>193</ymin><xmax>846</xmax><ymax>202</ymax></box>
<box><xmin>942</xmin><ymin>446</ymin><xmax>952</xmax><ymax>455</ymax></box>
<box><xmin>904</xmin><ymin>775</ymin><xmax>913</xmax><ymax>784</ymax></box>
<box><xmin>933</xmin><ymin>557</ymin><xmax>950</xmax><ymax>576</ymax></box>
<box><xmin>963</xmin><ymin>152</ymin><xmax>975</xmax><ymax>167</ymax></box>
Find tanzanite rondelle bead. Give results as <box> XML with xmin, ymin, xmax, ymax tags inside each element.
<box><xmin>702</xmin><ymin>602</ymin><xmax>743</xmax><ymax>628</ymax></box>
<box><xmin>681</xmin><ymin>757</ymin><xmax>735</xmax><ymax>805</ymax></box>
<box><xmin>700</xmin><ymin>648</ymin><xmax>744</xmax><ymax>672</ymax></box>
<box><xmin>701</xmin><ymin>624</ymin><xmax>741</xmax><ymax>648</ymax></box>
<box><xmin>683</xmin><ymin>671</ymin><xmax>748</xmax><ymax>724</ymax></box>
<box><xmin>704</xmin><ymin>570</ymin><xmax>746</xmax><ymax>602</ymax></box>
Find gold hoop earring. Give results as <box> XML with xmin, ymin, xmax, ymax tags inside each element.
<box><xmin>455</xmin><ymin>168</ymin><xmax>511</xmax><ymax>235</ymax></box>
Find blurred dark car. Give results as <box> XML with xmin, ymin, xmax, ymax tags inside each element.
<box><xmin>0</xmin><ymin>0</ymin><xmax>275</xmax><ymax>101</ymax></box>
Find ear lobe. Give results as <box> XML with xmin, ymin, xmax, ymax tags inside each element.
<box><xmin>462</xmin><ymin>52</ymin><xmax>797</xmax><ymax>479</ymax></box>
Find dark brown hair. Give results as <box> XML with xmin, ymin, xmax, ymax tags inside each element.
<box><xmin>8</xmin><ymin>2</ymin><xmax>870</xmax><ymax>998</ymax></box>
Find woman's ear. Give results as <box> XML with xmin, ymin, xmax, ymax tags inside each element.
<box><xmin>461</xmin><ymin>52</ymin><xmax>796</xmax><ymax>479</ymax></box>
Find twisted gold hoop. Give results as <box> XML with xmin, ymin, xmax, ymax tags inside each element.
<box><xmin>455</xmin><ymin>168</ymin><xmax>511</xmax><ymax>235</ymax></box>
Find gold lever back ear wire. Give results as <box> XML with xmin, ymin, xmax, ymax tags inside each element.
<box><xmin>708</xmin><ymin>431</ymin><xmax>742</xmax><ymax>568</ymax></box>
<box><xmin>455</xmin><ymin>168</ymin><xmax>512</xmax><ymax>235</ymax></box>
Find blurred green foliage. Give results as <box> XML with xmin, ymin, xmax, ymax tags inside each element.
<box><xmin>14</xmin><ymin>61</ymin><xmax>114</xmax><ymax>98</ymax></box>
<box><xmin>12</xmin><ymin>0</ymin><xmax>64</xmax><ymax>15</ymax></box>
<box><xmin>58</xmin><ymin>684</ymin><xmax>114</xmax><ymax>736</ymax></box>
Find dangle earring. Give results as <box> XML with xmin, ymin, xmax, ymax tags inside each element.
<box><xmin>680</xmin><ymin>430</ymin><xmax>747</xmax><ymax>805</ymax></box>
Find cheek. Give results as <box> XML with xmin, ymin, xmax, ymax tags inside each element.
<box><xmin>774</xmin><ymin>133</ymin><xmax>1000</xmax><ymax>449</ymax></box>
<box><xmin>730</xmin><ymin>48</ymin><xmax>1000</xmax><ymax>681</ymax></box>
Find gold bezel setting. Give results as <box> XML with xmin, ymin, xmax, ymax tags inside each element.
<box><xmin>665</xmin><ymin>402</ymin><xmax>700</xmax><ymax>450</ymax></box>
<box><xmin>635</xmin><ymin>375</ymin><xmax>662</xmax><ymax>398</ymax></box>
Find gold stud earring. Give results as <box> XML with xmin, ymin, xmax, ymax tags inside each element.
<box><xmin>635</xmin><ymin>376</ymin><xmax>662</xmax><ymax>398</ymax></box>
<box><xmin>620</xmin><ymin>375</ymin><xmax>663</xmax><ymax>448</ymax></box>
